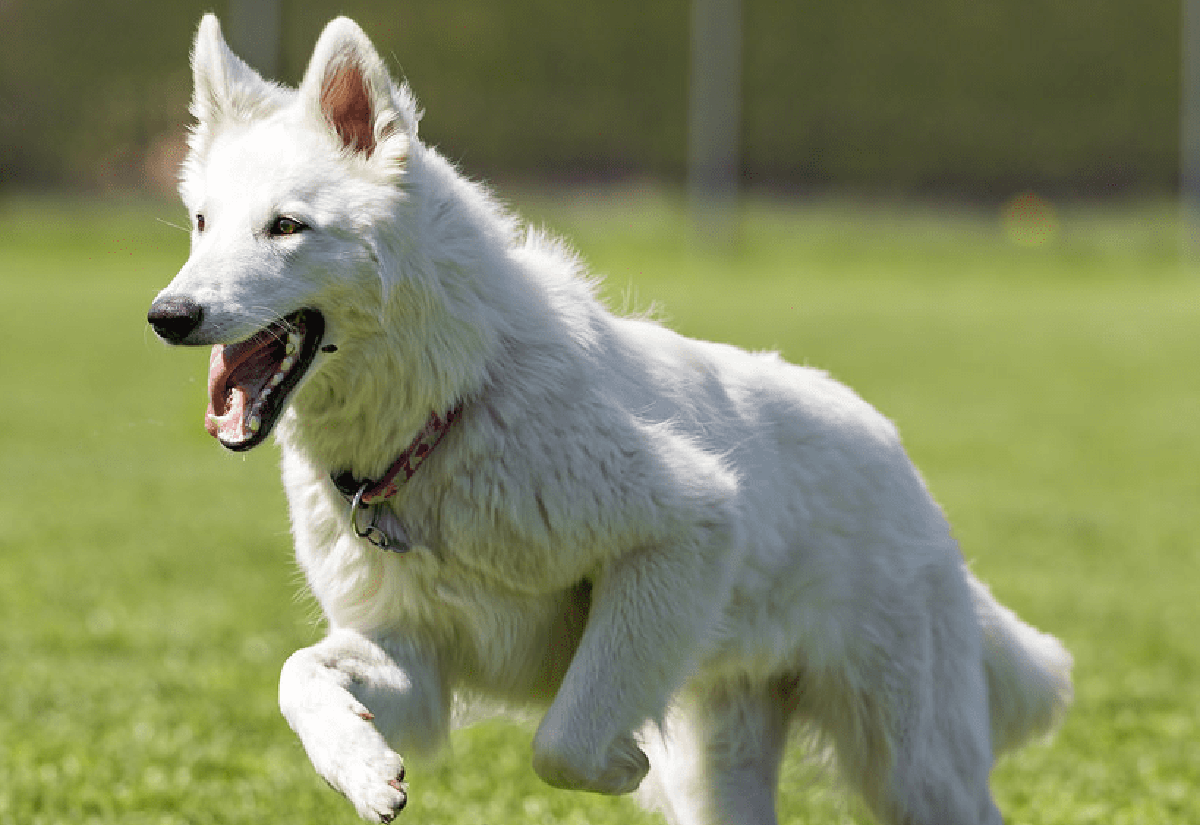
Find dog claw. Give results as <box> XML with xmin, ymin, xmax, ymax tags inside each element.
<box><xmin>379</xmin><ymin>777</ymin><xmax>407</xmax><ymax>823</ymax></box>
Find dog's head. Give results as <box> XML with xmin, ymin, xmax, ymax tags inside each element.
<box><xmin>148</xmin><ymin>16</ymin><xmax>421</xmax><ymax>451</ymax></box>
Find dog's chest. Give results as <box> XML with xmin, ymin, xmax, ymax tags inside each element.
<box><xmin>306</xmin><ymin>519</ymin><xmax>591</xmax><ymax>698</ymax></box>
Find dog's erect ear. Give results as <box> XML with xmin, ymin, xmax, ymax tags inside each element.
<box><xmin>299</xmin><ymin>17</ymin><xmax>417</xmax><ymax>157</ymax></box>
<box><xmin>190</xmin><ymin>14</ymin><xmax>280</xmax><ymax>125</ymax></box>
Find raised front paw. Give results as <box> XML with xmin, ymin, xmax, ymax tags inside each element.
<box><xmin>280</xmin><ymin>677</ymin><xmax>409</xmax><ymax>821</ymax></box>
<box><xmin>340</xmin><ymin>745</ymin><xmax>408</xmax><ymax>823</ymax></box>
<box><xmin>301</xmin><ymin>709</ymin><xmax>408</xmax><ymax>822</ymax></box>
<box><xmin>531</xmin><ymin>730</ymin><xmax>649</xmax><ymax>796</ymax></box>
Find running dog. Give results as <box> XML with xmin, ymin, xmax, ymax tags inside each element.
<box><xmin>148</xmin><ymin>16</ymin><xmax>1071</xmax><ymax>824</ymax></box>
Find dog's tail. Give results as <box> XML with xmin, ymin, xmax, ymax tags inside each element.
<box><xmin>969</xmin><ymin>576</ymin><xmax>1073</xmax><ymax>756</ymax></box>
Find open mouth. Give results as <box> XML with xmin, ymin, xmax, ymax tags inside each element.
<box><xmin>205</xmin><ymin>309</ymin><xmax>325</xmax><ymax>451</ymax></box>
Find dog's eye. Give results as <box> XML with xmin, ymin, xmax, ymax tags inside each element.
<box><xmin>196</xmin><ymin>214</ymin><xmax>206</xmax><ymax>232</ymax></box>
<box><xmin>269</xmin><ymin>216</ymin><xmax>307</xmax><ymax>237</ymax></box>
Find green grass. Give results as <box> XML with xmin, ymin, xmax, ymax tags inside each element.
<box><xmin>1</xmin><ymin>191</ymin><xmax>1197</xmax><ymax>824</ymax></box>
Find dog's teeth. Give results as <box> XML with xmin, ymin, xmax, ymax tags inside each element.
<box><xmin>286</xmin><ymin>337</ymin><xmax>298</xmax><ymax>355</ymax></box>
<box><xmin>269</xmin><ymin>371</ymin><xmax>285</xmax><ymax>388</ymax></box>
<box><xmin>281</xmin><ymin>356</ymin><xmax>296</xmax><ymax>372</ymax></box>
<box><xmin>248</xmin><ymin>415</ymin><xmax>261</xmax><ymax>433</ymax></box>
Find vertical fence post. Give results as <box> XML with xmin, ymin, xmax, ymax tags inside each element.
<box><xmin>688</xmin><ymin>0</ymin><xmax>742</xmax><ymax>249</ymax></box>
<box><xmin>1182</xmin><ymin>0</ymin><xmax>1200</xmax><ymax>264</ymax></box>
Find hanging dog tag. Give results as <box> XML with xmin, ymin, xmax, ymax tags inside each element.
<box><xmin>349</xmin><ymin>484</ymin><xmax>411</xmax><ymax>553</ymax></box>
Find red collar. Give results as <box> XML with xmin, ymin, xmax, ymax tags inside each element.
<box><xmin>331</xmin><ymin>403</ymin><xmax>464</xmax><ymax>506</ymax></box>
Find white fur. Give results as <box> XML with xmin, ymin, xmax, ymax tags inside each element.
<box><xmin>155</xmin><ymin>16</ymin><xmax>1073</xmax><ymax>824</ymax></box>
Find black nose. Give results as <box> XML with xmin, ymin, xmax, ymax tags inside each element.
<box><xmin>147</xmin><ymin>296</ymin><xmax>204</xmax><ymax>344</ymax></box>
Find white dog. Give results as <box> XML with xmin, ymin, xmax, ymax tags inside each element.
<box><xmin>148</xmin><ymin>16</ymin><xmax>1072</xmax><ymax>825</ymax></box>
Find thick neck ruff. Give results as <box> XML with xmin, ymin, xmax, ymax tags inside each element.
<box><xmin>330</xmin><ymin>404</ymin><xmax>464</xmax><ymax>550</ymax></box>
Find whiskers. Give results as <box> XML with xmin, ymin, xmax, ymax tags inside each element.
<box><xmin>156</xmin><ymin>217</ymin><xmax>191</xmax><ymax>234</ymax></box>
<box><xmin>243</xmin><ymin>305</ymin><xmax>300</xmax><ymax>345</ymax></box>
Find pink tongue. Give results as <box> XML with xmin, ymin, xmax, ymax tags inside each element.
<box><xmin>204</xmin><ymin>342</ymin><xmax>264</xmax><ymax>443</ymax></box>
<box><xmin>205</xmin><ymin>345</ymin><xmax>244</xmax><ymax>441</ymax></box>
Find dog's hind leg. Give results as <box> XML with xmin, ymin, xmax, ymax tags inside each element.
<box><xmin>809</xmin><ymin>582</ymin><xmax>1005</xmax><ymax>825</ymax></box>
<box><xmin>279</xmin><ymin>628</ymin><xmax>449</xmax><ymax>823</ymax></box>
<box><xmin>638</xmin><ymin>676</ymin><xmax>793</xmax><ymax>825</ymax></box>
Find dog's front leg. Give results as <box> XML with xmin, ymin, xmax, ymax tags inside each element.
<box><xmin>532</xmin><ymin>538</ymin><xmax>728</xmax><ymax>796</ymax></box>
<box><xmin>279</xmin><ymin>628</ymin><xmax>448</xmax><ymax>823</ymax></box>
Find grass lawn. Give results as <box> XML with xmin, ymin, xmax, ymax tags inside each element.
<box><xmin>1</xmin><ymin>190</ymin><xmax>1196</xmax><ymax>824</ymax></box>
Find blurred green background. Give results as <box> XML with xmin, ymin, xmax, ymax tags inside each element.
<box><xmin>2</xmin><ymin>2</ymin><xmax>1198</xmax><ymax>824</ymax></box>
<box><xmin>0</xmin><ymin>0</ymin><xmax>1179</xmax><ymax>196</ymax></box>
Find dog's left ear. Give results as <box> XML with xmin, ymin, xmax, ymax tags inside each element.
<box><xmin>299</xmin><ymin>17</ymin><xmax>417</xmax><ymax>158</ymax></box>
